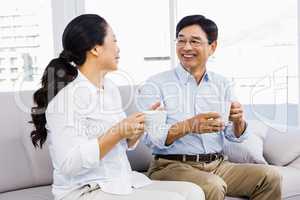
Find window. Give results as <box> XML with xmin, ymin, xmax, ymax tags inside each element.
<box><xmin>0</xmin><ymin>0</ymin><xmax>54</xmax><ymax>91</ymax></box>
<box><xmin>10</xmin><ymin>57</ymin><xmax>18</xmax><ymax>66</ymax></box>
<box><xmin>4</xmin><ymin>0</ymin><xmax>295</xmax><ymax>125</ymax></box>
<box><xmin>10</xmin><ymin>67</ymin><xmax>18</xmax><ymax>73</ymax></box>
<box><xmin>0</xmin><ymin>58</ymin><xmax>4</xmax><ymax>65</ymax></box>
<box><xmin>85</xmin><ymin>0</ymin><xmax>171</xmax><ymax>85</ymax></box>
<box><xmin>177</xmin><ymin>0</ymin><xmax>298</xmax><ymax>125</ymax></box>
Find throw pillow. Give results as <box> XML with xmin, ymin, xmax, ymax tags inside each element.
<box><xmin>224</xmin><ymin>133</ymin><xmax>268</xmax><ymax>164</ymax></box>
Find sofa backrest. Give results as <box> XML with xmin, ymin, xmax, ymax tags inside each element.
<box><xmin>0</xmin><ymin>90</ymin><xmax>53</xmax><ymax>193</ymax></box>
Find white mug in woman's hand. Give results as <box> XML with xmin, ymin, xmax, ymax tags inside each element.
<box><xmin>142</xmin><ymin>110</ymin><xmax>167</xmax><ymax>135</ymax></box>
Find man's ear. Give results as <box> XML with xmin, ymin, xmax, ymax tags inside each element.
<box><xmin>208</xmin><ymin>40</ymin><xmax>217</xmax><ymax>56</ymax></box>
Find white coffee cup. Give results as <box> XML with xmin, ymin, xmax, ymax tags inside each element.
<box><xmin>142</xmin><ymin>110</ymin><xmax>167</xmax><ymax>135</ymax></box>
<box><xmin>201</xmin><ymin>101</ymin><xmax>232</xmax><ymax>126</ymax></box>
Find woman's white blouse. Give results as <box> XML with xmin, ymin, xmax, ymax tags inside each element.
<box><xmin>45</xmin><ymin>71</ymin><xmax>151</xmax><ymax>200</ymax></box>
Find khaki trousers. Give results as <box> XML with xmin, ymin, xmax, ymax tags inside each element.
<box><xmin>148</xmin><ymin>157</ymin><xmax>282</xmax><ymax>200</ymax></box>
<box><xmin>62</xmin><ymin>180</ymin><xmax>205</xmax><ymax>200</ymax></box>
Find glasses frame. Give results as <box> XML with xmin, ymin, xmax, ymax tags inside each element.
<box><xmin>175</xmin><ymin>37</ymin><xmax>210</xmax><ymax>48</ymax></box>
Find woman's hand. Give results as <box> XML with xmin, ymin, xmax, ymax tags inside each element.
<box><xmin>114</xmin><ymin>113</ymin><xmax>145</xmax><ymax>139</ymax></box>
<box><xmin>126</xmin><ymin>102</ymin><xmax>162</xmax><ymax>148</ymax></box>
<box><xmin>98</xmin><ymin>113</ymin><xmax>145</xmax><ymax>158</ymax></box>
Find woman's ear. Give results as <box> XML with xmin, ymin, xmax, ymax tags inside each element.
<box><xmin>90</xmin><ymin>45</ymin><xmax>102</xmax><ymax>56</ymax></box>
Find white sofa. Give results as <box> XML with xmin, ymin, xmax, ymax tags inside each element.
<box><xmin>0</xmin><ymin>87</ymin><xmax>300</xmax><ymax>200</ymax></box>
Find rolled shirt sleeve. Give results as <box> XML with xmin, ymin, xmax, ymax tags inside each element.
<box><xmin>224</xmin><ymin>121</ymin><xmax>249</xmax><ymax>142</ymax></box>
<box><xmin>142</xmin><ymin>123</ymin><xmax>174</xmax><ymax>150</ymax></box>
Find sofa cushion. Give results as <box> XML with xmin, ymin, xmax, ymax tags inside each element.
<box><xmin>0</xmin><ymin>185</ymin><xmax>53</xmax><ymax>200</ymax></box>
<box><xmin>222</xmin><ymin>120</ymin><xmax>271</xmax><ymax>164</ymax></box>
<box><xmin>223</xmin><ymin>134</ymin><xmax>267</xmax><ymax>164</ymax></box>
<box><xmin>118</xmin><ymin>85</ymin><xmax>139</xmax><ymax>115</ymax></box>
<box><xmin>247</xmin><ymin>120</ymin><xmax>269</xmax><ymax>140</ymax></box>
<box><xmin>0</xmin><ymin>91</ymin><xmax>53</xmax><ymax>193</ymax></box>
<box><xmin>278</xmin><ymin>166</ymin><xmax>300</xmax><ymax>199</ymax></box>
<box><xmin>127</xmin><ymin>141</ymin><xmax>153</xmax><ymax>172</ymax></box>
<box><xmin>264</xmin><ymin>126</ymin><xmax>300</xmax><ymax>166</ymax></box>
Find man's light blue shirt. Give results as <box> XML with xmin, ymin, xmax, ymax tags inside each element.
<box><xmin>136</xmin><ymin>64</ymin><xmax>249</xmax><ymax>155</ymax></box>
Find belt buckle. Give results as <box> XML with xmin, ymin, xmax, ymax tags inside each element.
<box><xmin>182</xmin><ymin>155</ymin><xmax>186</xmax><ymax>162</ymax></box>
<box><xmin>196</xmin><ymin>154</ymin><xmax>200</xmax><ymax>162</ymax></box>
<box><xmin>210</xmin><ymin>154</ymin><xmax>216</xmax><ymax>162</ymax></box>
<box><xmin>211</xmin><ymin>154</ymin><xmax>218</xmax><ymax>162</ymax></box>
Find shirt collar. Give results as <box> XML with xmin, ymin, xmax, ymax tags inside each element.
<box><xmin>175</xmin><ymin>64</ymin><xmax>210</xmax><ymax>85</ymax></box>
<box><xmin>76</xmin><ymin>70</ymin><xmax>103</xmax><ymax>93</ymax></box>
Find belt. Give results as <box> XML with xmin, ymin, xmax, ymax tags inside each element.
<box><xmin>154</xmin><ymin>153</ymin><xmax>223</xmax><ymax>163</ymax></box>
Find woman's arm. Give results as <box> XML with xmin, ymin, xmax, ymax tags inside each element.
<box><xmin>101</xmin><ymin>112</ymin><xmax>145</xmax><ymax>156</ymax></box>
<box><xmin>126</xmin><ymin>102</ymin><xmax>161</xmax><ymax>149</ymax></box>
<box><xmin>97</xmin><ymin>126</ymin><xmax>124</xmax><ymax>159</ymax></box>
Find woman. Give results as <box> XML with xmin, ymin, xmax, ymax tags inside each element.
<box><xmin>30</xmin><ymin>14</ymin><xmax>204</xmax><ymax>200</ymax></box>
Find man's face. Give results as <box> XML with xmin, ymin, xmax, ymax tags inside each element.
<box><xmin>176</xmin><ymin>24</ymin><xmax>217</xmax><ymax>72</ymax></box>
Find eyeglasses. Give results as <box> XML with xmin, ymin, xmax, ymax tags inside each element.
<box><xmin>175</xmin><ymin>38</ymin><xmax>209</xmax><ymax>48</ymax></box>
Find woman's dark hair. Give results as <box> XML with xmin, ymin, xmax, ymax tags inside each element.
<box><xmin>31</xmin><ymin>14</ymin><xmax>108</xmax><ymax>148</ymax></box>
<box><xmin>176</xmin><ymin>15</ymin><xmax>218</xmax><ymax>44</ymax></box>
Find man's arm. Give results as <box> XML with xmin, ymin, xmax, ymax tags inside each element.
<box><xmin>165</xmin><ymin>112</ymin><xmax>225</xmax><ymax>145</ymax></box>
<box><xmin>165</xmin><ymin>120</ymin><xmax>190</xmax><ymax>145</ymax></box>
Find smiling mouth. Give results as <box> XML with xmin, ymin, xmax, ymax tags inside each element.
<box><xmin>182</xmin><ymin>54</ymin><xmax>195</xmax><ymax>59</ymax></box>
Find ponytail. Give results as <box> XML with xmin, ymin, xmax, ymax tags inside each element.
<box><xmin>30</xmin><ymin>54</ymin><xmax>78</xmax><ymax>148</ymax></box>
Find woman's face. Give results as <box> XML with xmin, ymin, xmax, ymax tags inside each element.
<box><xmin>97</xmin><ymin>25</ymin><xmax>120</xmax><ymax>72</ymax></box>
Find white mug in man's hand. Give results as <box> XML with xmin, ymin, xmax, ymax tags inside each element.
<box><xmin>201</xmin><ymin>101</ymin><xmax>232</xmax><ymax>126</ymax></box>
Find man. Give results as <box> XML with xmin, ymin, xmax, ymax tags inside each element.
<box><xmin>137</xmin><ymin>15</ymin><xmax>282</xmax><ymax>200</ymax></box>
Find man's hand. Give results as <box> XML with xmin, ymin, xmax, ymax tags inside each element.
<box><xmin>188</xmin><ymin>112</ymin><xmax>225</xmax><ymax>134</ymax></box>
<box><xmin>229</xmin><ymin>101</ymin><xmax>246</xmax><ymax>136</ymax></box>
<box><xmin>149</xmin><ymin>102</ymin><xmax>161</xmax><ymax>110</ymax></box>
